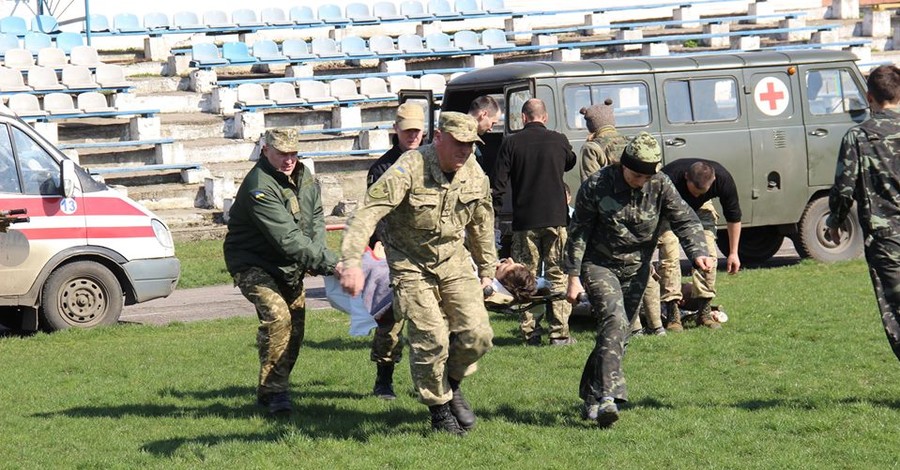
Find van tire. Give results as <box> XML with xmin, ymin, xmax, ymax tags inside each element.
<box><xmin>40</xmin><ymin>261</ymin><xmax>123</xmax><ymax>332</ymax></box>
<box><xmin>796</xmin><ymin>197</ymin><xmax>864</xmax><ymax>263</ymax></box>
<box><xmin>717</xmin><ymin>226</ymin><xmax>784</xmax><ymax>266</ymax></box>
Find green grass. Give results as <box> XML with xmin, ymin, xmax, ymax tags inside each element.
<box><xmin>175</xmin><ymin>232</ymin><xmax>343</xmax><ymax>289</ymax></box>
<box><xmin>1</xmin><ymin>259</ymin><xmax>897</xmax><ymax>468</ymax></box>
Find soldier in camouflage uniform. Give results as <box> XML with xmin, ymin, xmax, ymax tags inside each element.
<box><xmin>224</xmin><ymin>128</ymin><xmax>339</xmax><ymax>415</ymax></box>
<box><xmin>564</xmin><ymin>132</ymin><xmax>715</xmax><ymax>427</ymax></box>
<box><xmin>340</xmin><ymin>112</ymin><xmax>497</xmax><ymax>435</ymax></box>
<box><xmin>579</xmin><ymin>98</ymin><xmax>629</xmax><ymax>182</ymax></box>
<box><xmin>827</xmin><ymin>64</ymin><xmax>900</xmax><ymax>363</ymax></box>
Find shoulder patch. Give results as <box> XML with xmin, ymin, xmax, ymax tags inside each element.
<box><xmin>393</xmin><ymin>166</ymin><xmax>406</xmax><ymax>174</ymax></box>
<box><xmin>250</xmin><ymin>190</ymin><xmax>266</xmax><ymax>201</ymax></box>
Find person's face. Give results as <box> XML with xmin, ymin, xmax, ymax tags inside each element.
<box><xmin>495</xmin><ymin>257</ymin><xmax>526</xmax><ymax>279</ymax></box>
<box><xmin>686</xmin><ymin>178</ymin><xmax>713</xmax><ymax>198</ymax></box>
<box><xmin>434</xmin><ymin>130</ymin><xmax>473</xmax><ymax>173</ymax></box>
<box><xmin>395</xmin><ymin>126</ymin><xmax>424</xmax><ymax>151</ymax></box>
<box><xmin>263</xmin><ymin>145</ymin><xmax>298</xmax><ymax>175</ymax></box>
<box><xmin>622</xmin><ymin>167</ymin><xmax>654</xmax><ymax>189</ymax></box>
<box><xmin>474</xmin><ymin>110</ymin><xmax>499</xmax><ymax>135</ymax></box>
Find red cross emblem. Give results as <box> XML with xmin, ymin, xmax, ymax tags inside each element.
<box><xmin>759</xmin><ymin>81</ymin><xmax>784</xmax><ymax>110</ymax></box>
<box><xmin>754</xmin><ymin>77</ymin><xmax>790</xmax><ymax>116</ymax></box>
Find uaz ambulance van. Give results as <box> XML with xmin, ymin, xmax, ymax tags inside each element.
<box><xmin>0</xmin><ymin>106</ymin><xmax>180</xmax><ymax>332</ymax></box>
<box><xmin>439</xmin><ymin>49</ymin><xmax>869</xmax><ymax>264</ymax></box>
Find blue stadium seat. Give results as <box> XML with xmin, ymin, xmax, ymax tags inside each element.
<box><xmin>0</xmin><ymin>33</ymin><xmax>19</xmax><ymax>54</ymax></box>
<box><xmin>222</xmin><ymin>42</ymin><xmax>257</xmax><ymax>65</ymax></box>
<box><xmin>261</xmin><ymin>7</ymin><xmax>293</xmax><ymax>26</ymax></box>
<box><xmin>113</xmin><ymin>13</ymin><xmax>144</xmax><ymax>33</ymax></box>
<box><xmin>340</xmin><ymin>35</ymin><xmax>371</xmax><ymax>57</ymax></box>
<box><xmin>31</xmin><ymin>15</ymin><xmax>59</xmax><ymax>34</ymax></box>
<box><xmin>252</xmin><ymin>40</ymin><xmax>285</xmax><ymax>62</ymax></box>
<box><xmin>232</xmin><ymin>9</ymin><xmax>264</xmax><ymax>28</ymax></box>
<box><xmin>23</xmin><ymin>32</ymin><xmax>51</xmax><ymax>54</ymax></box>
<box><xmin>190</xmin><ymin>43</ymin><xmax>228</xmax><ymax>68</ymax></box>
<box><xmin>86</xmin><ymin>14</ymin><xmax>110</xmax><ymax>32</ymax></box>
<box><xmin>346</xmin><ymin>3</ymin><xmax>379</xmax><ymax>24</ymax></box>
<box><xmin>143</xmin><ymin>12</ymin><xmax>170</xmax><ymax>30</ymax></box>
<box><xmin>173</xmin><ymin>11</ymin><xmax>200</xmax><ymax>30</ymax></box>
<box><xmin>289</xmin><ymin>6</ymin><xmax>321</xmax><ymax>26</ymax></box>
<box><xmin>374</xmin><ymin>2</ymin><xmax>406</xmax><ymax>21</ymax></box>
<box><xmin>55</xmin><ymin>32</ymin><xmax>84</xmax><ymax>54</ymax></box>
<box><xmin>318</xmin><ymin>4</ymin><xmax>351</xmax><ymax>25</ymax></box>
<box><xmin>282</xmin><ymin>39</ymin><xmax>315</xmax><ymax>61</ymax></box>
<box><xmin>0</xmin><ymin>16</ymin><xmax>27</xmax><ymax>36</ymax></box>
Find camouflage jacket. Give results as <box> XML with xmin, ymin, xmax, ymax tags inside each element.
<box><xmin>224</xmin><ymin>157</ymin><xmax>337</xmax><ymax>287</ymax></box>
<box><xmin>828</xmin><ymin>109</ymin><xmax>900</xmax><ymax>238</ymax></box>
<box><xmin>341</xmin><ymin>144</ymin><xmax>498</xmax><ymax>279</ymax></box>
<box><xmin>579</xmin><ymin>126</ymin><xmax>629</xmax><ymax>182</ymax></box>
<box><xmin>565</xmin><ymin>164</ymin><xmax>708</xmax><ymax>277</ymax></box>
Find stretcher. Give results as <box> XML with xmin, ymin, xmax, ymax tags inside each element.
<box><xmin>483</xmin><ymin>285</ymin><xmax>589</xmax><ymax>315</ymax></box>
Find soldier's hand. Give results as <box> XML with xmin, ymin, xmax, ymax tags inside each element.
<box><xmin>826</xmin><ymin>226</ymin><xmax>842</xmax><ymax>246</ymax></box>
<box><xmin>566</xmin><ymin>276</ymin><xmax>584</xmax><ymax>305</ymax></box>
<box><xmin>340</xmin><ymin>266</ymin><xmax>365</xmax><ymax>297</ymax></box>
<box><xmin>726</xmin><ymin>254</ymin><xmax>741</xmax><ymax>275</ymax></box>
<box><xmin>480</xmin><ymin>277</ymin><xmax>491</xmax><ymax>289</ymax></box>
<box><xmin>694</xmin><ymin>256</ymin><xmax>717</xmax><ymax>273</ymax></box>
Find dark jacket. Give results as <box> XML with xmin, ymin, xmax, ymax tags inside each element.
<box><xmin>224</xmin><ymin>157</ymin><xmax>337</xmax><ymax>287</ymax></box>
<box><xmin>492</xmin><ymin>121</ymin><xmax>576</xmax><ymax>231</ymax></box>
<box><xmin>367</xmin><ymin>144</ymin><xmax>404</xmax><ymax>188</ymax></box>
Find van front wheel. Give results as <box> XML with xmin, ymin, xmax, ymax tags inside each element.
<box><xmin>40</xmin><ymin>261</ymin><xmax>123</xmax><ymax>331</ymax></box>
<box><xmin>796</xmin><ymin>197</ymin><xmax>864</xmax><ymax>263</ymax></box>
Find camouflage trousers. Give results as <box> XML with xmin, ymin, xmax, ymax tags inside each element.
<box><xmin>633</xmin><ymin>265</ymin><xmax>663</xmax><ymax>332</ymax></box>
<box><xmin>370</xmin><ymin>307</ymin><xmax>405</xmax><ymax>364</ymax></box>
<box><xmin>658</xmin><ymin>202</ymin><xmax>718</xmax><ymax>302</ymax></box>
<box><xmin>234</xmin><ymin>267</ymin><xmax>306</xmax><ymax>398</ymax></box>
<box><xmin>392</xmin><ymin>259</ymin><xmax>494</xmax><ymax>406</ymax></box>
<box><xmin>865</xmin><ymin>234</ymin><xmax>900</xmax><ymax>362</ymax></box>
<box><xmin>512</xmin><ymin>226</ymin><xmax>572</xmax><ymax>340</ymax></box>
<box><xmin>579</xmin><ymin>261</ymin><xmax>651</xmax><ymax>403</ymax></box>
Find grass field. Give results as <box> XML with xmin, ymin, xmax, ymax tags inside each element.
<box><xmin>1</xmin><ymin>259</ymin><xmax>898</xmax><ymax>469</ymax></box>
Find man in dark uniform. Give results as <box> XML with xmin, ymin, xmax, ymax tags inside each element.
<box><xmin>565</xmin><ymin>132</ymin><xmax>714</xmax><ymax>427</ymax></box>
<box><xmin>827</xmin><ymin>64</ymin><xmax>900</xmax><ymax>362</ymax></box>
<box><xmin>224</xmin><ymin>128</ymin><xmax>339</xmax><ymax>415</ymax></box>
<box><xmin>364</xmin><ymin>101</ymin><xmax>425</xmax><ymax>400</ymax></box>
<box><xmin>655</xmin><ymin>158</ymin><xmax>742</xmax><ymax>331</ymax></box>
<box><xmin>492</xmin><ymin>98</ymin><xmax>577</xmax><ymax>346</ymax></box>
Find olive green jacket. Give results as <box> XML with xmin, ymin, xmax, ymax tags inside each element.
<box><xmin>224</xmin><ymin>157</ymin><xmax>337</xmax><ymax>287</ymax></box>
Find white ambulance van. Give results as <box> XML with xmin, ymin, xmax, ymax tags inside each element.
<box><xmin>0</xmin><ymin>106</ymin><xmax>180</xmax><ymax>332</ymax></box>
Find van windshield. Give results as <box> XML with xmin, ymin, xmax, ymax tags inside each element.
<box><xmin>11</xmin><ymin>125</ymin><xmax>60</xmax><ymax>196</ymax></box>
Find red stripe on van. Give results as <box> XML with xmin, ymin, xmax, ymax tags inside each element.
<box><xmin>0</xmin><ymin>196</ymin><xmax>147</xmax><ymax>217</ymax></box>
<box><xmin>86</xmin><ymin>226</ymin><xmax>156</xmax><ymax>239</ymax></box>
<box><xmin>18</xmin><ymin>226</ymin><xmax>154</xmax><ymax>240</ymax></box>
<box><xmin>18</xmin><ymin>227</ymin><xmax>88</xmax><ymax>240</ymax></box>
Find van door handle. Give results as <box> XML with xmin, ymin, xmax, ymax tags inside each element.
<box><xmin>808</xmin><ymin>129</ymin><xmax>828</xmax><ymax>137</ymax></box>
<box><xmin>664</xmin><ymin>138</ymin><xmax>685</xmax><ymax>147</ymax></box>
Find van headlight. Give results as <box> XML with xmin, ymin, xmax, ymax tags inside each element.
<box><xmin>151</xmin><ymin>219</ymin><xmax>174</xmax><ymax>248</ymax></box>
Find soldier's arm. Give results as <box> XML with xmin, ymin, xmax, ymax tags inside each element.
<box><xmin>246</xmin><ymin>186</ymin><xmax>335</xmax><ymax>271</ymax></box>
<box><xmin>580</xmin><ymin>143</ymin><xmax>602</xmax><ymax>182</ymax></box>
<box><xmin>341</xmin><ymin>164</ymin><xmax>410</xmax><ymax>270</ymax></box>
<box><xmin>562</xmin><ymin>135</ymin><xmax>576</xmax><ymax>171</ymax></box>
<box><xmin>660</xmin><ymin>177</ymin><xmax>708</xmax><ymax>263</ymax></box>
<box><xmin>564</xmin><ymin>178</ymin><xmax>599</xmax><ymax>276</ymax></box>
<box><xmin>827</xmin><ymin>130</ymin><xmax>860</xmax><ymax>229</ymax></box>
<box><xmin>466</xmin><ymin>175</ymin><xmax>498</xmax><ymax>280</ymax></box>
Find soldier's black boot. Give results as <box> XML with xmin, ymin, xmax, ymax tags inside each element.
<box><xmin>448</xmin><ymin>377</ymin><xmax>476</xmax><ymax>430</ymax></box>
<box><xmin>695</xmin><ymin>299</ymin><xmax>722</xmax><ymax>330</ymax></box>
<box><xmin>429</xmin><ymin>403</ymin><xmax>466</xmax><ymax>435</ymax></box>
<box><xmin>665</xmin><ymin>300</ymin><xmax>683</xmax><ymax>332</ymax></box>
<box><xmin>373</xmin><ymin>363</ymin><xmax>396</xmax><ymax>400</ymax></box>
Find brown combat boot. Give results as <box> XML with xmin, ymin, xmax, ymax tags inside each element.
<box><xmin>695</xmin><ymin>299</ymin><xmax>722</xmax><ymax>330</ymax></box>
<box><xmin>665</xmin><ymin>300</ymin><xmax>683</xmax><ymax>332</ymax></box>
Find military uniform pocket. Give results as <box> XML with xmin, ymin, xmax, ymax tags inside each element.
<box><xmin>408</xmin><ymin>191</ymin><xmax>440</xmax><ymax>230</ymax></box>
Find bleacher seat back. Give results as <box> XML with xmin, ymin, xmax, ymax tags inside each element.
<box><xmin>0</xmin><ymin>33</ymin><xmax>18</xmax><ymax>53</ymax></box>
<box><xmin>311</xmin><ymin>37</ymin><xmax>340</xmax><ymax>55</ymax></box>
<box><xmin>374</xmin><ymin>2</ymin><xmax>403</xmax><ymax>20</ymax></box>
<box><xmin>173</xmin><ymin>11</ymin><xmax>200</xmax><ymax>29</ymax></box>
<box><xmin>455</xmin><ymin>0</ymin><xmax>483</xmax><ymax>15</ymax></box>
<box><xmin>23</xmin><ymin>32</ymin><xmax>51</xmax><ymax>53</ymax></box>
<box><xmin>482</xmin><ymin>28</ymin><xmax>511</xmax><ymax>48</ymax></box>
<box><xmin>113</xmin><ymin>13</ymin><xmax>143</xmax><ymax>33</ymax></box>
<box><xmin>388</xmin><ymin>75</ymin><xmax>418</xmax><ymax>92</ymax></box>
<box><xmin>298</xmin><ymin>80</ymin><xmax>334</xmax><ymax>101</ymax></box>
<box><xmin>0</xmin><ymin>67</ymin><xmax>28</xmax><ymax>91</ymax></box>
<box><xmin>191</xmin><ymin>43</ymin><xmax>225</xmax><ymax>65</ymax></box>
<box><xmin>87</xmin><ymin>14</ymin><xmax>110</xmax><ymax>32</ymax></box>
<box><xmin>31</xmin><ymin>15</ymin><xmax>59</xmax><ymax>33</ymax></box>
<box><xmin>261</xmin><ymin>7</ymin><xmax>291</xmax><ymax>25</ymax></box>
<box><xmin>232</xmin><ymin>9</ymin><xmax>261</xmax><ymax>27</ymax></box>
<box><xmin>428</xmin><ymin>0</ymin><xmax>458</xmax><ymax>16</ymax></box>
<box><xmin>481</xmin><ymin>0</ymin><xmax>510</xmax><ymax>13</ymax></box>
<box><xmin>346</xmin><ymin>3</ymin><xmax>377</xmax><ymax>22</ymax></box>
<box><xmin>43</xmin><ymin>92</ymin><xmax>77</xmax><ymax>113</ymax></box>
<box><xmin>56</xmin><ymin>32</ymin><xmax>84</xmax><ymax>54</ymax></box>
<box><xmin>77</xmin><ymin>91</ymin><xmax>113</xmax><ymax>112</ymax></box>
<box><xmin>330</xmin><ymin>78</ymin><xmax>362</xmax><ymax>98</ymax></box>
<box><xmin>268</xmin><ymin>82</ymin><xmax>303</xmax><ymax>104</ymax></box>
<box><xmin>8</xmin><ymin>93</ymin><xmax>44</xmax><ymax>115</ymax></box>
<box><xmin>144</xmin><ymin>12</ymin><xmax>170</xmax><ymax>30</ymax></box>
<box><xmin>426</xmin><ymin>32</ymin><xmax>457</xmax><ymax>51</ymax></box>
<box><xmin>36</xmin><ymin>47</ymin><xmax>67</xmax><ymax>67</ymax></box>
<box><xmin>61</xmin><ymin>65</ymin><xmax>97</xmax><ymax>88</ymax></box>
<box><xmin>420</xmin><ymin>73</ymin><xmax>446</xmax><ymax>93</ymax></box>
<box><xmin>398</xmin><ymin>34</ymin><xmax>426</xmax><ymax>52</ymax></box>
<box><xmin>223</xmin><ymin>42</ymin><xmax>255</xmax><ymax>63</ymax></box>
<box><xmin>360</xmin><ymin>77</ymin><xmax>395</xmax><ymax>99</ymax></box>
<box><xmin>4</xmin><ymin>48</ymin><xmax>35</xmax><ymax>69</ymax></box>
<box><xmin>454</xmin><ymin>30</ymin><xmax>484</xmax><ymax>50</ymax></box>
<box><xmin>282</xmin><ymin>39</ymin><xmax>312</xmax><ymax>59</ymax></box>
<box><xmin>369</xmin><ymin>35</ymin><xmax>397</xmax><ymax>54</ymax></box>
<box><xmin>401</xmin><ymin>0</ymin><xmax>430</xmax><ymax>18</ymax></box>
<box><xmin>318</xmin><ymin>4</ymin><xmax>346</xmax><ymax>22</ymax></box>
<box><xmin>26</xmin><ymin>66</ymin><xmax>63</xmax><ymax>90</ymax></box>
<box><xmin>237</xmin><ymin>83</ymin><xmax>267</xmax><ymax>101</ymax></box>
<box><xmin>341</xmin><ymin>35</ymin><xmax>369</xmax><ymax>55</ymax></box>
<box><xmin>70</xmin><ymin>45</ymin><xmax>100</xmax><ymax>67</ymax></box>
<box><xmin>252</xmin><ymin>40</ymin><xmax>283</xmax><ymax>60</ymax></box>
<box><xmin>203</xmin><ymin>10</ymin><xmax>229</xmax><ymax>27</ymax></box>
<box><xmin>0</xmin><ymin>16</ymin><xmax>27</xmax><ymax>36</ymax></box>
<box><xmin>95</xmin><ymin>64</ymin><xmax>129</xmax><ymax>88</ymax></box>
<box><xmin>290</xmin><ymin>6</ymin><xmax>317</xmax><ymax>23</ymax></box>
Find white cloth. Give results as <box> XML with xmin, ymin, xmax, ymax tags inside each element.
<box><xmin>323</xmin><ymin>275</ymin><xmax>377</xmax><ymax>336</ymax></box>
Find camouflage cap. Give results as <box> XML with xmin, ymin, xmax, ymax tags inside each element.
<box><xmin>264</xmin><ymin>128</ymin><xmax>301</xmax><ymax>153</ymax></box>
<box><xmin>395</xmin><ymin>102</ymin><xmax>425</xmax><ymax>131</ymax></box>
<box><xmin>620</xmin><ymin>131</ymin><xmax>661</xmax><ymax>175</ymax></box>
<box><xmin>439</xmin><ymin>111</ymin><xmax>484</xmax><ymax>144</ymax></box>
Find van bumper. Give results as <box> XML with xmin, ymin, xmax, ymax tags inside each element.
<box><xmin>122</xmin><ymin>257</ymin><xmax>181</xmax><ymax>303</ymax></box>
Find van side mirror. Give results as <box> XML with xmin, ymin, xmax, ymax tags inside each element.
<box><xmin>61</xmin><ymin>158</ymin><xmax>75</xmax><ymax>198</ymax></box>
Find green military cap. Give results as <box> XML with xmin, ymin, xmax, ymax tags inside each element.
<box><xmin>620</xmin><ymin>131</ymin><xmax>661</xmax><ymax>175</ymax></box>
<box><xmin>439</xmin><ymin>111</ymin><xmax>484</xmax><ymax>144</ymax></box>
<box><xmin>265</xmin><ymin>127</ymin><xmax>301</xmax><ymax>153</ymax></box>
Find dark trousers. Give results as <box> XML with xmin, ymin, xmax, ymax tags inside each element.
<box><xmin>865</xmin><ymin>234</ymin><xmax>900</xmax><ymax>362</ymax></box>
<box><xmin>579</xmin><ymin>262</ymin><xmax>650</xmax><ymax>403</ymax></box>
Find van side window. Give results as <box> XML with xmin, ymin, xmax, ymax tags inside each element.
<box><xmin>806</xmin><ymin>69</ymin><xmax>866</xmax><ymax>115</ymax></box>
<box><xmin>564</xmin><ymin>82</ymin><xmax>650</xmax><ymax>129</ymax></box>
<box><xmin>664</xmin><ymin>77</ymin><xmax>739</xmax><ymax>123</ymax></box>
<box><xmin>0</xmin><ymin>125</ymin><xmax>20</xmax><ymax>193</ymax></box>
<box><xmin>506</xmin><ymin>89</ymin><xmax>531</xmax><ymax>131</ymax></box>
<box><xmin>11</xmin><ymin>126</ymin><xmax>60</xmax><ymax>196</ymax></box>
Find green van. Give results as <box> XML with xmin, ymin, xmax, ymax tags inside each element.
<box><xmin>439</xmin><ymin>49</ymin><xmax>869</xmax><ymax>264</ymax></box>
